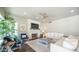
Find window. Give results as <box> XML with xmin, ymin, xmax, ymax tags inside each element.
<box><xmin>14</xmin><ymin>22</ymin><xmax>18</xmax><ymax>35</ymax></box>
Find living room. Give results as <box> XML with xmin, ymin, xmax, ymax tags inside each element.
<box><xmin>0</xmin><ymin>7</ymin><xmax>79</xmax><ymax>52</ymax></box>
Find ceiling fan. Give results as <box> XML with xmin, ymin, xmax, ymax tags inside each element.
<box><xmin>39</xmin><ymin>13</ymin><xmax>49</xmax><ymax>19</ymax></box>
<box><xmin>36</xmin><ymin>13</ymin><xmax>52</xmax><ymax>23</ymax></box>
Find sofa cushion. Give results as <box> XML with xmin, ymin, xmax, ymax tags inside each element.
<box><xmin>63</xmin><ymin>38</ymin><xmax>78</xmax><ymax>50</ymax></box>
<box><xmin>47</xmin><ymin>32</ymin><xmax>64</xmax><ymax>39</ymax></box>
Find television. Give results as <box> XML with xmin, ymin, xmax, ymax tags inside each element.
<box><xmin>21</xmin><ymin>33</ymin><xmax>28</xmax><ymax>39</ymax></box>
<box><xmin>31</xmin><ymin>23</ymin><xmax>39</xmax><ymax>29</ymax></box>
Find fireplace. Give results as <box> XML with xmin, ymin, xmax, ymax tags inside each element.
<box><xmin>32</xmin><ymin>33</ymin><xmax>38</xmax><ymax>40</ymax></box>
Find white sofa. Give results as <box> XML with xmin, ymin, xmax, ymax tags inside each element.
<box><xmin>47</xmin><ymin>33</ymin><xmax>79</xmax><ymax>51</ymax></box>
<box><xmin>47</xmin><ymin>32</ymin><xmax>64</xmax><ymax>39</ymax></box>
<box><xmin>56</xmin><ymin>36</ymin><xmax>79</xmax><ymax>51</ymax></box>
<box><xmin>50</xmin><ymin>43</ymin><xmax>73</xmax><ymax>52</ymax></box>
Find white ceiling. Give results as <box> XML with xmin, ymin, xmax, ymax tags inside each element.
<box><xmin>4</xmin><ymin>7</ymin><xmax>79</xmax><ymax>22</ymax></box>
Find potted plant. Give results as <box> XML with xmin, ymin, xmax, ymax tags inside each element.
<box><xmin>0</xmin><ymin>15</ymin><xmax>16</xmax><ymax>39</ymax></box>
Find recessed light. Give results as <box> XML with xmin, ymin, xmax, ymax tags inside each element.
<box><xmin>24</xmin><ymin>12</ymin><xmax>27</xmax><ymax>15</ymax></box>
<box><xmin>70</xmin><ymin>10</ymin><xmax>75</xmax><ymax>13</ymax></box>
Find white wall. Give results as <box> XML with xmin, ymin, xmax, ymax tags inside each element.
<box><xmin>47</xmin><ymin>15</ymin><xmax>79</xmax><ymax>36</ymax></box>
<box><xmin>14</xmin><ymin>17</ymin><xmax>28</xmax><ymax>35</ymax></box>
<box><xmin>14</xmin><ymin>16</ymin><xmax>42</xmax><ymax>39</ymax></box>
<box><xmin>40</xmin><ymin>22</ymin><xmax>48</xmax><ymax>33</ymax></box>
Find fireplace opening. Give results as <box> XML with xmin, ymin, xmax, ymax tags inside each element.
<box><xmin>32</xmin><ymin>33</ymin><xmax>38</xmax><ymax>40</ymax></box>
